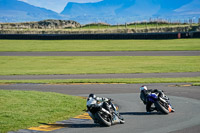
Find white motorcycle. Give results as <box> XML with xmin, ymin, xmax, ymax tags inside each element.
<box><xmin>87</xmin><ymin>98</ymin><xmax>125</xmax><ymax>127</ymax></box>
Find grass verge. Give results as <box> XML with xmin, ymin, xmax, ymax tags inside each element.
<box><xmin>0</xmin><ymin>77</ymin><xmax>200</xmax><ymax>84</ymax></box>
<box><xmin>0</xmin><ymin>90</ymin><xmax>86</xmax><ymax>133</ymax></box>
<box><xmin>0</xmin><ymin>56</ymin><xmax>200</xmax><ymax>75</ymax></box>
<box><xmin>192</xmin><ymin>83</ymin><xmax>200</xmax><ymax>86</ymax></box>
<box><xmin>81</xmin><ymin>23</ymin><xmax>190</xmax><ymax>29</ymax></box>
<box><xmin>0</xmin><ymin>39</ymin><xmax>200</xmax><ymax>51</ymax></box>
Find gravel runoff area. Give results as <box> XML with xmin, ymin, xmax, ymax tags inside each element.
<box><xmin>0</xmin><ymin>51</ymin><xmax>200</xmax><ymax>56</ymax></box>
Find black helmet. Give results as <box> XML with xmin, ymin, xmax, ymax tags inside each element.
<box><xmin>88</xmin><ymin>93</ymin><xmax>96</xmax><ymax>99</ymax></box>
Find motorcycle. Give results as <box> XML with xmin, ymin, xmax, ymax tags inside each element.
<box><xmin>87</xmin><ymin>98</ymin><xmax>125</xmax><ymax>127</ymax></box>
<box><xmin>147</xmin><ymin>92</ymin><xmax>173</xmax><ymax>114</ymax></box>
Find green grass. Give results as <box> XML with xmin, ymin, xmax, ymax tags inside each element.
<box><xmin>192</xmin><ymin>83</ymin><xmax>200</xmax><ymax>86</ymax></box>
<box><xmin>0</xmin><ymin>77</ymin><xmax>200</xmax><ymax>84</ymax></box>
<box><xmin>81</xmin><ymin>23</ymin><xmax>189</xmax><ymax>29</ymax></box>
<box><xmin>0</xmin><ymin>90</ymin><xmax>86</xmax><ymax>133</ymax></box>
<box><xmin>0</xmin><ymin>56</ymin><xmax>199</xmax><ymax>75</ymax></box>
<box><xmin>0</xmin><ymin>39</ymin><xmax>200</xmax><ymax>51</ymax></box>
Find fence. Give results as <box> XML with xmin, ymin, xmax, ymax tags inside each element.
<box><xmin>0</xmin><ymin>31</ymin><xmax>199</xmax><ymax>40</ymax></box>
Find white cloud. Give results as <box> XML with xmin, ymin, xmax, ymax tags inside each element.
<box><xmin>18</xmin><ymin>0</ymin><xmax>102</xmax><ymax>13</ymax></box>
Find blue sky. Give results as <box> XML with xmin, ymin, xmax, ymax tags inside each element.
<box><xmin>18</xmin><ymin>0</ymin><xmax>102</xmax><ymax>13</ymax></box>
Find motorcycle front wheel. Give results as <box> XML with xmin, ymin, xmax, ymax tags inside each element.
<box><xmin>154</xmin><ymin>101</ymin><xmax>169</xmax><ymax>114</ymax></box>
<box><xmin>95</xmin><ymin>112</ymin><xmax>112</xmax><ymax>127</ymax></box>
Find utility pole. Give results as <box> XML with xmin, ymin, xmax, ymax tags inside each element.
<box><xmin>156</xmin><ymin>21</ymin><xmax>158</xmax><ymax>32</ymax></box>
<box><xmin>135</xmin><ymin>22</ymin><xmax>137</xmax><ymax>31</ymax></box>
<box><xmin>198</xmin><ymin>18</ymin><xmax>200</xmax><ymax>30</ymax></box>
<box><xmin>145</xmin><ymin>22</ymin><xmax>147</xmax><ymax>30</ymax></box>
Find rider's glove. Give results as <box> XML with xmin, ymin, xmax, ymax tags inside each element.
<box><xmin>102</xmin><ymin>97</ymin><xmax>109</xmax><ymax>102</ymax></box>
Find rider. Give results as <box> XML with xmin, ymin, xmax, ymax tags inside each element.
<box><xmin>140</xmin><ymin>85</ymin><xmax>175</xmax><ymax>113</ymax></box>
<box><xmin>86</xmin><ymin>93</ymin><xmax>124</xmax><ymax>123</ymax></box>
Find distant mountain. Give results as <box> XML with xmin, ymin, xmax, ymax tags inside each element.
<box><xmin>1</xmin><ymin>0</ymin><xmax>200</xmax><ymax>24</ymax></box>
<box><xmin>154</xmin><ymin>0</ymin><xmax>198</xmax><ymax>16</ymax></box>
<box><xmin>174</xmin><ymin>0</ymin><xmax>200</xmax><ymax>15</ymax></box>
<box><xmin>61</xmin><ymin>0</ymin><xmax>200</xmax><ymax>24</ymax></box>
<box><xmin>0</xmin><ymin>0</ymin><xmax>63</xmax><ymax>22</ymax></box>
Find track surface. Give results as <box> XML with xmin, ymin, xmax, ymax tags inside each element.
<box><xmin>2</xmin><ymin>83</ymin><xmax>200</xmax><ymax>133</ymax></box>
<box><xmin>0</xmin><ymin>51</ymin><xmax>200</xmax><ymax>56</ymax></box>
<box><xmin>1</xmin><ymin>72</ymin><xmax>200</xmax><ymax>80</ymax></box>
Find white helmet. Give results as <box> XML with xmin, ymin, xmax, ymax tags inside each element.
<box><xmin>140</xmin><ymin>85</ymin><xmax>147</xmax><ymax>91</ymax></box>
<box><xmin>88</xmin><ymin>94</ymin><xmax>96</xmax><ymax>99</ymax></box>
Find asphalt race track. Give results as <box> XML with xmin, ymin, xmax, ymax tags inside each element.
<box><xmin>1</xmin><ymin>83</ymin><xmax>200</xmax><ymax>133</ymax></box>
<box><xmin>1</xmin><ymin>72</ymin><xmax>200</xmax><ymax>80</ymax></box>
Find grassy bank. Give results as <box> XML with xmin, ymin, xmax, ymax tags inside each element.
<box><xmin>193</xmin><ymin>83</ymin><xmax>200</xmax><ymax>86</ymax></box>
<box><xmin>0</xmin><ymin>56</ymin><xmax>199</xmax><ymax>75</ymax></box>
<box><xmin>81</xmin><ymin>23</ymin><xmax>190</xmax><ymax>29</ymax></box>
<box><xmin>0</xmin><ymin>77</ymin><xmax>200</xmax><ymax>84</ymax></box>
<box><xmin>0</xmin><ymin>90</ymin><xmax>86</xmax><ymax>133</ymax></box>
<box><xmin>0</xmin><ymin>39</ymin><xmax>200</xmax><ymax>51</ymax></box>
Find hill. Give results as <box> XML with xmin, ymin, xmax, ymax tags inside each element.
<box><xmin>61</xmin><ymin>0</ymin><xmax>200</xmax><ymax>24</ymax></box>
<box><xmin>0</xmin><ymin>19</ymin><xmax>81</xmax><ymax>29</ymax></box>
<box><xmin>0</xmin><ymin>0</ymin><xmax>200</xmax><ymax>24</ymax></box>
<box><xmin>0</xmin><ymin>0</ymin><xmax>63</xmax><ymax>22</ymax></box>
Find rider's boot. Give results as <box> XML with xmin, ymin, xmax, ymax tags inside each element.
<box><xmin>114</xmin><ymin>111</ymin><xmax>124</xmax><ymax>120</ymax></box>
<box><xmin>169</xmin><ymin>104</ymin><xmax>175</xmax><ymax>112</ymax></box>
<box><xmin>170</xmin><ymin>106</ymin><xmax>175</xmax><ymax>112</ymax></box>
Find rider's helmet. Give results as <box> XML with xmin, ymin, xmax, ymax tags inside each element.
<box><xmin>88</xmin><ymin>93</ymin><xmax>96</xmax><ymax>99</ymax></box>
<box><xmin>140</xmin><ymin>85</ymin><xmax>147</xmax><ymax>91</ymax></box>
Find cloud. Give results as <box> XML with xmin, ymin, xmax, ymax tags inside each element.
<box><xmin>18</xmin><ymin>0</ymin><xmax>102</xmax><ymax>13</ymax></box>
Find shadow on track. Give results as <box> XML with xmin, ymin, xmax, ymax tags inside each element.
<box><xmin>39</xmin><ymin>122</ymin><xmax>98</xmax><ymax>128</ymax></box>
<box><xmin>120</xmin><ymin>112</ymin><xmax>164</xmax><ymax>115</ymax></box>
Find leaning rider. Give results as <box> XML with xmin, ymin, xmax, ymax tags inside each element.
<box><xmin>86</xmin><ymin>93</ymin><xmax>124</xmax><ymax>123</ymax></box>
<box><xmin>139</xmin><ymin>85</ymin><xmax>175</xmax><ymax>113</ymax></box>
